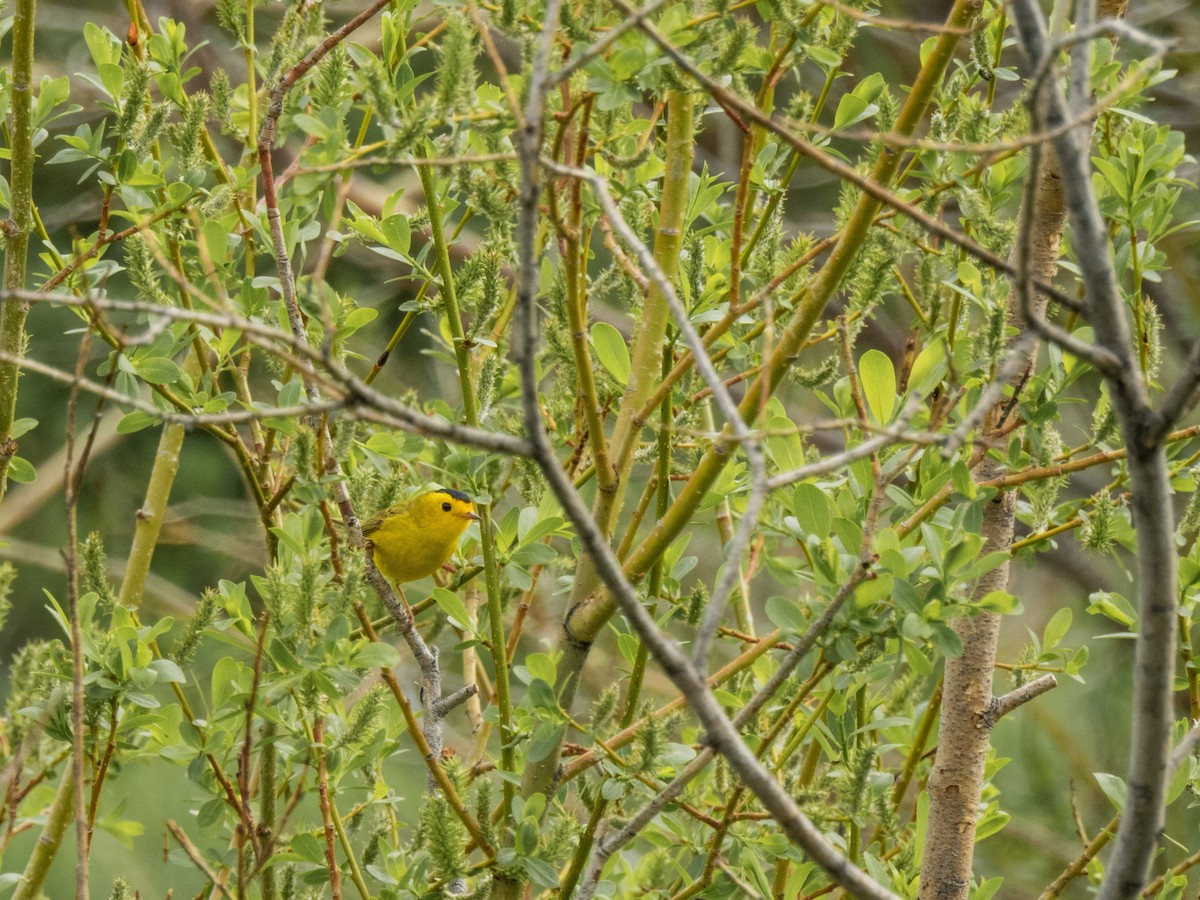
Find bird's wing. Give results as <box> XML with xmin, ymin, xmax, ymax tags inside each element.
<box><xmin>361</xmin><ymin>504</ymin><xmax>397</xmax><ymax>537</ymax></box>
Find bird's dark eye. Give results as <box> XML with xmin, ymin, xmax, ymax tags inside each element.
<box><xmin>442</xmin><ymin>502</ymin><xmax>452</xmax><ymax>512</ymax></box>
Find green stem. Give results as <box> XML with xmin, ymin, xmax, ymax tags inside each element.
<box><xmin>775</xmin><ymin>687</ymin><xmax>836</xmax><ymax>773</ymax></box>
<box><xmin>419</xmin><ymin>163</ymin><xmax>476</xmax><ymax>422</ymax></box>
<box><xmin>738</xmin><ymin>60</ymin><xmax>836</xmax><ymax>267</ymax></box>
<box><xmin>606</xmin><ymin>90</ymin><xmax>694</xmax><ymax>475</ymax></box>
<box><xmin>416</xmin><ymin>161</ymin><xmax>514</xmax><ymax>829</ymax></box>
<box><xmin>13</xmin><ymin>768</ymin><xmax>74</xmax><ymax>900</ymax></box>
<box><xmin>562</xmin><ymin>99</ymin><xmax>615</xmax><ymax>492</ymax></box>
<box><xmin>363</xmin><ymin>308</ymin><xmax>418</xmax><ymax>386</ymax></box>
<box><xmin>524</xmin><ymin>90</ymin><xmax>696</xmax><ymax>808</ymax></box>
<box><xmin>364</xmin><ymin>211</ymin><xmax>469</xmax><ymax>386</ymax></box>
<box><xmin>702</xmin><ymin>400</ymin><xmax>755</xmax><ymax>635</ymax></box>
<box><xmin>0</xmin><ymin>0</ymin><xmax>37</xmax><ymax>501</ymax></box>
<box><xmin>559</xmin><ymin>347</ymin><xmax>675</xmax><ymax>898</ymax></box>
<box><xmin>848</xmin><ymin>687</ymin><xmax>866</xmax><ymax>862</ymax></box>
<box><xmin>892</xmin><ymin>679</ymin><xmax>941</xmax><ymax>807</ymax></box>
<box><xmin>313</xmin><ymin>716</ymin><xmax>343</xmax><ymax>900</ymax></box>
<box><xmin>330</xmin><ymin>791</ymin><xmax>371</xmax><ymax>900</ymax></box>
<box><xmin>623</xmin><ymin>350</ymin><xmax>674</xmax><ymax>721</ymax></box>
<box><xmin>260</xmin><ymin>721</ymin><xmax>278</xmax><ymax>900</ymax></box>
<box><xmin>739</xmin><ymin>149</ymin><xmax>799</xmax><ymax>266</ymax></box>
<box><xmin>559</xmin><ymin>787</ymin><xmax>609</xmax><ymax>898</ymax></box>
<box><xmin>477</xmin><ymin>511</ymin><xmax>511</xmax><ymax>803</ymax></box>
<box><xmin>736</xmin><ymin>27</ymin><xmax>795</xmax><ymax>249</ymax></box>
<box><xmin>1130</xmin><ymin>224</ymin><xmax>1147</xmax><ymax>375</ymax></box>
<box><xmin>244</xmin><ymin>0</ymin><xmax>258</xmax><ymax>155</ymax></box>
<box><xmin>116</xmin><ymin>354</ymin><xmax>203</xmax><ymax>609</ymax></box>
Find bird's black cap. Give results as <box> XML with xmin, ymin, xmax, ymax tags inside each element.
<box><xmin>436</xmin><ymin>488</ymin><xmax>472</xmax><ymax>503</ymax></box>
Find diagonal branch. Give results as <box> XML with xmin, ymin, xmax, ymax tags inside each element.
<box><xmin>0</xmin><ymin>291</ymin><xmax>535</xmax><ymax>457</ymax></box>
<box><xmin>540</xmin><ymin>158</ymin><xmax>768</xmax><ymax>670</ymax></box>
<box><xmin>512</xmin><ymin>10</ymin><xmax>900</xmax><ymax>897</ymax></box>
<box><xmin>1149</xmin><ymin>340</ymin><xmax>1200</xmax><ymax>443</ymax></box>
<box><xmin>606</xmin><ymin>0</ymin><xmax>1084</xmax><ymax>315</ymax></box>
<box><xmin>984</xmin><ymin>674</ymin><xmax>1058</xmax><ymax>727</ymax></box>
<box><xmin>575</xmin><ymin>558</ymin><xmax>878</xmax><ymax>898</ymax></box>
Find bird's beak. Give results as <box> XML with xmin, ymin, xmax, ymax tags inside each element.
<box><xmin>466</xmin><ymin>511</ymin><xmax>482</xmax><ymax>522</ymax></box>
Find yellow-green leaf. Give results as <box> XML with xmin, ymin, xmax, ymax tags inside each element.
<box><xmin>859</xmin><ymin>349</ymin><xmax>896</xmax><ymax>423</ymax></box>
<box><xmin>591</xmin><ymin>321</ymin><xmax>630</xmax><ymax>386</ymax></box>
<box><xmin>908</xmin><ymin>342</ymin><xmax>948</xmax><ymax>399</ymax></box>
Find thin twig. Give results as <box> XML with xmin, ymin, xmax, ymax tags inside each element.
<box><xmin>313</xmin><ymin>714</ymin><xmax>342</xmax><ymax>900</ymax></box>
<box><xmin>767</xmin><ymin>396</ymin><xmax>926</xmax><ymax>490</ymax></box>
<box><xmin>294</xmin><ymin>151</ymin><xmax>517</xmax><ymax>174</ymax></box>
<box><xmin>166</xmin><ymin>820</ymin><xmax>235</xmax><ymax>900</ymax></box>
<box><xmin>984</xmin><ymin>674</ymin><xmax>1058</xmax><ymax>727</ymax></box>
<box><xmin>808</xmin><ymin>0</ymin><xmax>981</xmax><ymax>34</ymax></box>
<box><xmin>62</xmin><ymin>332</ymin><xmax>91</xmax><ymax>900</ymax></box>
<box><xmin>545</xmin><ymin>0</ymin><xmax>670</xmax><ymax>86</ymax></box>
<box><xmin>0</xmin><ymin>292</ymin><xmax>535</xmax><ymax>456</ymax></box>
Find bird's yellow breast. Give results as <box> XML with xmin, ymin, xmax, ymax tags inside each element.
<box><xmin>365</xmin><ymin>490</ymin><xmax>479</xmax><ymax>585</ymax></box>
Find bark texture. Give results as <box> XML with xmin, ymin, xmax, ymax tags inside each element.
<box><xmin>918</xmin><ymin>485</ymin><xmax>1011</xmax><ymax>900</ymax></box>
<box><xmin>918</xmin><ymin>154</ymin><xmax>1067</xmax><ymax>900</ymax></box>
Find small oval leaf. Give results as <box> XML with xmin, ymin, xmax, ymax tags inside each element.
<box><xmin>859</xmin><ymin>349</ymin><xmax>897</xmax><ymax>423</ymax></box>
<box><xmin>792</xmin><ymin>483</ymin><xmax>833</xmax><ymax>538</ymax></box>
<box><xmin>133</xmin><ymin>356</ymin><xmax>182</xmax><ymax>385</ymax></box>
<box><xmin>591</xmin><ymin>321</ymin><xmax>630</xmax><ymax>386</ymax></box>
<box><xmin>908</xmin><ymin>343</ymin><xmax>948</xmax><ymax>399</ymax></box>
<box><xmin>431</xmin><ymin>587</ymin><xmax>475</xmax><ymax>634</ymax></box>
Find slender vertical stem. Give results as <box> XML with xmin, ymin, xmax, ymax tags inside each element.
<box><xmin>85</xmin><ymin>697</ymin><xmax>119</xmax><ymax>849</ymax></box>
<box><xmin>605</xmin><ymin>90</ymin><xmax>694</xmax><ymax>475</ymax></box>
<box><xmin>892</xmin><ymin>680</ymin><xmax>942</xmax><ymax>807</ymax></box>
<box><xmin>314</xmin><ymin>715</ymin><xmax>343</xmax><ymax>900</ymax></box>
<box><xmin>1129</xmin><ymin>227</ymin><xmax>1147</xmax><ymax>375</ymax></box>
<box><xmin>244</xmin><ymin>0</ymin><xmax>258</xmax><ymax>168</ymax></box>
<box><xmin>259</xmin><ymin>721</ymin><xmax>278</xmax><ymax>900</ymax></box>
<box><xmin>329</xmin><ymin>791</ymin><xmax>371</xmax><ymax>900</ymax></box>
<box><xmin>12</xmin><ymin>771</ymin><xmax>74</xmax><ymax>900</ymax></box>
<box><xmin>61</xmin><ymin>332</ymin><xmax>101</xmax><ymax>900</ymax></box>
<box><xmin>0</xmin><ymin>0</ymin><xmax>37</xmax><ymax>500</ymax></box>
<box><xmin>117</xmin><ymin>355</ymin><xmax>201</xmax><ymax>609</ymax></box>
<box><xmin>463</xmin><ymin>583</ymin><xmax>484</xmax><ymax>737</ymax></box>
<box><xmin>416</xmin><ymin>161</ymin><xmax>514</xmax><ymax>827</ymax></box>
<box><xmin>623</xmin><ymin>348</ymin><xmax>674</xmax><ymax>723</ymax></box>
<box><xmin>1180</xmin><ymin>614</ymin><xmax>1200</xmax><ymax>724</ymax></box>
<box><xmin>560</xmin><ymin>97</ymin><xmax>615</xmax><ymax>492</ymax></box>
<box><xmin>702</xmin><ymin>400</ymin><xmax>755</xmax><ymax>636</ymax></box>
<box><xmin>418</xmin><ymin>163</ymin><xmax>477</xmax><ymax>423</ymax></box>
<box><xmin>525</xmin><ymin>89</ymin><xmax>695</xmax><ymax>805</ymax></box>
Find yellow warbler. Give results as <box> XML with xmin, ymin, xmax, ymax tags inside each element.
<box><xmin>364</xmin><ymin>489</ymin><xmax>481</xmax><ymax>585</ymax></box>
